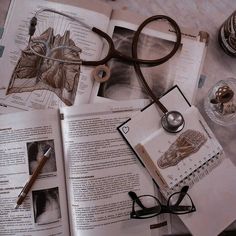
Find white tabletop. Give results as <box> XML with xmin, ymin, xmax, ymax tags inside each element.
<box><xmin>1</xmin><ymin>0</ymin><xmax>236</xmax><ymax>235</ymax></box>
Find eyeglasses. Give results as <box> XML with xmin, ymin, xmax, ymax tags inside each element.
<box><xmin>129</xmin><ymin>186</ymin><xmax>196</xmax><ymax>219</ymax></box>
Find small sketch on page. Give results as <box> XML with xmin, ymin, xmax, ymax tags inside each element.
<box><xmin>121</xmin><ymin>125</ymin><xmax>129</xmax><ymax>134</ymax></box>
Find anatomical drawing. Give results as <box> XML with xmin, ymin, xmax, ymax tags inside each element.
<box><xmin>6</xmin><ymin>27</ymin><xmax>81</xmax><ymax>106</ymax></box>
<box><xmin>157</xmin><ymin>129</ymin><xmax>207</xmax><ymax>169</ymax></box>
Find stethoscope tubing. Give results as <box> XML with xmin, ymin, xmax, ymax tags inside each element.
<box><xmin>131</xmin><ymin>15</ymin><xmax>184</xmax><ymax>133</ymax></box>
<box><xmin>132</xmin><ymin>15</ymin><xmax>181</xmax><ymax>114</ymax></box>
<box><xmin>30</xmin><ymin>8</ymin><xmax>181</xmax><ymax>68</ymax></box>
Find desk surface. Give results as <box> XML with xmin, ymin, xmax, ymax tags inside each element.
<box><xmin>1</xmin><ymin>0</ymin><xmax>236</xmax><ymax>235</ymax></box>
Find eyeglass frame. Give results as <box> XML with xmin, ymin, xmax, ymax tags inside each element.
<box><xmin>129</xmin><ymin>186</ymin><xmax>196</xmax><ymax>219</ymax></box>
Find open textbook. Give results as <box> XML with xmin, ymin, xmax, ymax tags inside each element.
<box><xmin>118</xmin><ymin>86</ymin><xmax>236</xmax><ymax>236</ymax></box>
<box><xmin>0</xmin><ymin>0</ymin><xmax>208</xmax><ymax>111</ymax></box>
<box><xmin>0</xmin><ymin>100</ymin><xmax>171</xmax><ymax>236</ymax></box>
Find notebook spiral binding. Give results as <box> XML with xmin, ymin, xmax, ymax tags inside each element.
<box><xmin>162</xmin><ymin>150</ymin><xmax>224</xmax><ymax>198</ymax></box>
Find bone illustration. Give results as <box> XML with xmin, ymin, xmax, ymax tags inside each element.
<box><xmin>157</xmin><ymin>129</ymin><xmax>207</xmax><ymax>169</ymax></box>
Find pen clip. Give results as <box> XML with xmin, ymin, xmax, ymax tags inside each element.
<box><xmin>44</xmin><ymin>147</ymin><xmax>52</xmax><ymax>158</ymax></box>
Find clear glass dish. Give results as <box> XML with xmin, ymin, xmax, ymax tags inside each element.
<box><xmin>204</xmin><ymin>78</ymin><xmax>236</xmax><ymax>126</ymax></box>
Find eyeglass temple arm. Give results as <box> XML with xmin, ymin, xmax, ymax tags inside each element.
<box><xmin>161</xmin><ymin>204</ymin><xmax>192</xmax><ymax>213</ymax></box>
<box><xmin>133</xmin><ymin>205</ymin><xmax>192</xmax><ymax>216</ymax></box>
<box><xmin>128</xmin><ymin>191</ymin><xmax>147</xmax><ymax>209</ymax></box>
<box><xmin>172</xmin><ymin>186</ymin><xmax>189</xmax><ymax>207</ymax></box>
<box><xmin>132</xmin><ymin>205</ymin><xmax>160</xmax><ymax>217</ymax></box>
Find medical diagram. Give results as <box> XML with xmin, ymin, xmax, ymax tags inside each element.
<box><xmin>6</xmin><ymin>27</ymin><xmax>81</xmax><ymax>106</ymax></box>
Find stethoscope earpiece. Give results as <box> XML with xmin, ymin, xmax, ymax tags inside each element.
<box><xmin>29</xmin><ymin>17</ymin><xmax>37</xmax><ymax>37</ymax></box>
<box><xmin>161</xmin><ymin>110</ymin><xmax>185</xmax><ymax>133</ymax></box>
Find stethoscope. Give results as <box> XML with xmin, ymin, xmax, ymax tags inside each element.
<box><xmin>28</xmin><ymin>8</ymin><xmax>185</xmax><ymax>133</ymax></box>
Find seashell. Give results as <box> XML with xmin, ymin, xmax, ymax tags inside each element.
<box><xmin>214</xmin><ymin>85</ymin><xmax>234</xmax><ymax>104</ymax></box>
<box><xmin>222</xmin><ymin>101</ymin><xmax>236</xmax><ymax>115</ymax></box>
<box><xmin>157</xmin><ymin>129</ymin><xmax>207</xmax><ymax>169</ymax></box>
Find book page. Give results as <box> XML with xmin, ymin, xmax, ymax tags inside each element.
<box><xmin>0</xmin><ymin>104</ymin><xmax>23</xmax><ymax>114</ymax></box>
<box><xmin>179</xmin><ymin>158</ymin><xmax>236</xmax><ymax>236</ymax></box>
<box><xmin>0</xmin><ymin>0</ymin><xmax>112</xmax><ymax>110</ymax></box>
<box><xmin>0</xmin><ymin>109</ymin><xmax>69</xmax><ymax>235</ymax></box>
<box><xmin>91</xmin><ymin>10</ymin><xmax>207</xmax><ymax>105</ymax></box>
<box><xmin>118</xmin><ymin>86</ymin><xmax>191</xmax><ymax>147</ymax></box>
<box><xmin>60</xmin><ymin>100</ymin><xmax>171</xmax><ymax>236</ymax></box>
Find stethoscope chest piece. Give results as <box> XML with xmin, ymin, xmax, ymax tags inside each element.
<box><xmin>161</xmin><ymin>110</ymin><xmax>185</xmax><ymax>133</ymax></box>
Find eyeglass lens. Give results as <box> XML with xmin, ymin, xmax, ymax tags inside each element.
<box><xmin>168</xmin><ymin>191</ymin><xmax>194</xmax><ymax>214</ymax></box>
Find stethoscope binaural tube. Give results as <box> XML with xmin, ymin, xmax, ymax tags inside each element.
<box><xmin>132</xmin><ymin>15</ymin><xmax>185</xmax><ymax>133</ymax></box>
<box><xmin>28</xmin><ymin>9</ymin><xmax>181</xmax><ymax>67</ymax></box>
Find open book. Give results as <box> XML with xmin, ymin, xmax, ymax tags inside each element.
<box><xmin>118</xmin><ymin>86</ymin><xmax>236</xmax><ymax>236</ymax></box>
<box><xmin>0</xmin><ymin>100</ymin><xmax>172</xmax><ymax>236</ymax></box>
<box><xmin>0</xmin><ymin>0</ymin><xmax>208</xmax><ymax>112</ymax></box>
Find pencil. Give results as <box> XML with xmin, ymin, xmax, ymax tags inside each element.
<box><xmin>15</xmin><ymin>146</ymin><xmax>52</xmax><ymax>209</ymax></box>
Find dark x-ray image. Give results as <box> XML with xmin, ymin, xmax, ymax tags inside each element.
<box><xmin>32</xmin><ymin>187</ymin><xmax>61</xmax><ymax>224</ymax></box>
<box><xmin>98</xmin><ymin>26</ymin><xmax>181</xmax><ymax>100</ymax></box>
<box><xmin>27</xmin><ymin>140</ymin><xmax>57</xmax><ymax>175</ymax></box>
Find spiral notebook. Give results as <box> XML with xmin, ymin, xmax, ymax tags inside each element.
<box><xmin>118</xmin><ymin>86</ymin><xmax>223</xmax><ymax>195</ymax></box>
<box><xmin>118</xmin><ymin>86</ymin><xmax>236</xmax><ymax>236</ymax></box>
<box><xmin>134</xmin><ymin>106</ymin><xmax>222</xmax><ymax>190</ymax></box>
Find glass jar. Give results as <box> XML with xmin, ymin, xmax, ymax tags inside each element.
<box><xmin>204</xmin><ymin>78</ymin><xmax>236</xmax><ymax>125</ymax></box>
<box><xmin>218</xmin><ymin>11</ymin><xmax>236</xmax><ymax>57</ymax></box>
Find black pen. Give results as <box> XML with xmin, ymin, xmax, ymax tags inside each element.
<box><xmin>15</xmin><ymin>146</ymin><xmax>52</xmax><ymax>209</ymax></box>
